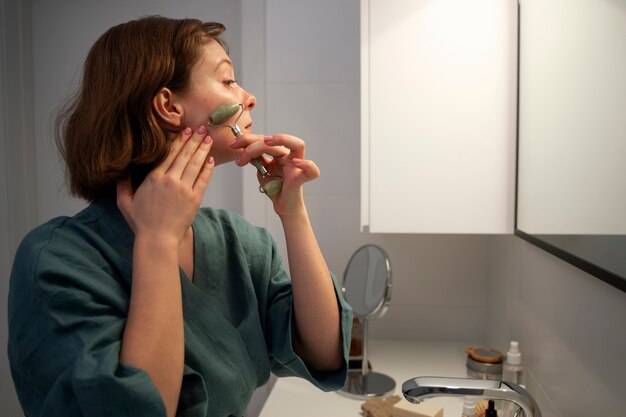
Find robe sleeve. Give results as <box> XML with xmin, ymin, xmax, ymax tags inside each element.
<box><xmin>8</xmin><ymin>224</ymin><xmax>172</xmax><ymax>417</ymax></box>
<box><xmin>261</xmin><ymin>233</ymin><xmax>353</xmax><ymax>391</ymax></box>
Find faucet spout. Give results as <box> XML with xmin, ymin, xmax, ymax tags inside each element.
<box><xmin>402</xmin><ymin>377</ymin><xmax>541</xmax><ymax>417</ymax></box>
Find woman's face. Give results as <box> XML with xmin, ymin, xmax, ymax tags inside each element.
<box><xmin>175</xmin><ymin>39</ymin><xmax>256</xmax><ymax>165</ymax></box>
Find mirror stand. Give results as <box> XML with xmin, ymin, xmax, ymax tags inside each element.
<box><xmin>337</xmin><ymin>244</ymin><xmax>395</xmax><ymax>399</ymax></box>
<box><xmin>338</xmin><ymin>319</ymin><xmax>395</xmax><ymax>399</ymax></box>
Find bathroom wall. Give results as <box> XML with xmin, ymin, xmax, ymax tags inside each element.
<box><xmin>248</xmin><ymin>0</ymin><xmax>491</xmax><ymax>344</ymax></box>
<box><xmin>1</xmin><ymin>0</ymin><xmax>36</xmax><ymax>414</ymax></box>
<box><xmin>486</xmin><ymin>236</ymin><xmax>626</xmax><ymax>417</ymax></box>
<box><xmin>0</xmin><ymin>129</ymin><xmax>22</xmax><ymax>417</ymax></box>
<box><xmin>31</xmin><ymin>0</ymin><xmax>244</xmax><ymax>222</ymax></box>
<box><xmin>0</xmin><ymin>48</ymin><xmax>23</xmax><ymax>417</ymax></box>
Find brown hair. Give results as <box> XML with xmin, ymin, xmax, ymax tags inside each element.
<box><xmin>55</xmin><ymin>16</ymin><xmax>226</xmax><ymax>201</ymax></box>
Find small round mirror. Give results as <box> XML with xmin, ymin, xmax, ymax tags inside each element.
<box><xmin>343</xmin><ymin>244</ymin><xmax>392</xmax><ymax>319</ymax></box>
<box><xmin>339</xmin><ymin>244</ymin><xmax>395</xmax><ymax>399</ymax></box>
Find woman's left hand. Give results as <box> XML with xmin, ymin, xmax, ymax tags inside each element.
<box><xmin>232</xmin><ymin>133</ymin><xmax>320</xmax><ymax>217</ymax></box>
<box><xmin>233</xmin><ymin>132</ymin><xmax>343</xmax><ymax>370</ymax></box>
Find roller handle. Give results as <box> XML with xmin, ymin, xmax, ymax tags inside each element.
<box><xmin>250</xmin><ymin>158</ymin><xmax>269</xmax><ymax>176</ymax></box>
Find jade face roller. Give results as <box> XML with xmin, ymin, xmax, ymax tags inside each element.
<box><xmin>208</xmin><ymin>102</ymin><xmax>283</xmax><ymax>197</ymax></box>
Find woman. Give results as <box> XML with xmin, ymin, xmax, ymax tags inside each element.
<box><xmin>8</xmin><ymin>16</ymin><xmax>352</xmax><ymax>417</ymax></box>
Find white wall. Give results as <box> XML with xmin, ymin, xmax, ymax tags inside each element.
<box><xmin>32</xmin><ymin>0</ymin><xmax>244</xmax><ymax>221</ymax></box>
<box><xmin>1</xmin><ymin>0</ymin><xmax>37</xmax><ymax>414</ymax></box>
<box><xmin>486</xmin><ymin>236</ymin><xmax>626</xmax><ymax>417</ymax></box>
<box><xmin>0</xmin><ymin>39</ymin><xmax>23</xmax><ymax>417</ymax></box>
<box><xmin>0</xmin><ymin>103</ymin><xmax>22</xmax><ymax>417</ymax></box>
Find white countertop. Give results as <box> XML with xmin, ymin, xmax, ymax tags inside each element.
<box><xmin>259</xmin><ymin>340</ymin><xmax>471</xmax><ymax>417</ymax></box>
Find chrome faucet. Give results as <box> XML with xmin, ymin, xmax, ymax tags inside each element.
<box><xmin>402</xmin><ymin>377</ymin><xmax>541</xmax><ymax>417</ymax></box>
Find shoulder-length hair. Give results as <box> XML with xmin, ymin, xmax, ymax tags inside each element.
<box><xmin>55</xmin><ymin>16</ymin><xmax>226</xmax><ymax>201</ymax></box>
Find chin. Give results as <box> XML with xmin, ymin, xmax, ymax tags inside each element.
<box><xmin>212</xmin><ymin>150</ymin><xmax>242</xmax><ymax>166</ymax></box>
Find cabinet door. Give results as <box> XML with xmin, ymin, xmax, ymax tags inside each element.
<box><xmin>361</xmin><ymin>0</ymin><xmax>516</xmax><ymax>233</ymax></box>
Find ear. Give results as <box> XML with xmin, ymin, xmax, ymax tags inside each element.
<box><xmin>152</xmin><ymin>87</ymin><xmax>184</xmax><ymax>129</ymax></box>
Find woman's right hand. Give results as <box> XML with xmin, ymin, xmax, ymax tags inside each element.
<box><xmin>116</xmin><ymin>126</ymin><xmax>215</xmax><ymax>246</ymax></box>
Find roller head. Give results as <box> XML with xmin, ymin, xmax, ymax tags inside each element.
<box><xmin>262</xmin><ymin>178</ymin><xmax>283</xmax><ymax>198</ymax></box>
<box><xmin>209</xmin><ymin>102</ymin><xmax>241</xmax><ymax>125</ymax></box>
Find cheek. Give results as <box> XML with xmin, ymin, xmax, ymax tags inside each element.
<box><xmin>180</xmin><ymin>94</ymin><xmax>216</xmax><ymax>128</ymax></box>
<box><xmin>181</xmin><ymin>109</ymin><xmax>209</xmax><ymax>130</ymax></box>
<box><xmin>208</xmin><ymin>136</ymin><xmax>243</xmax><ymax>165</ymax></box>
<box><xmin>207</xmin><ymin>125</ymin><xmax>241</xmax><ymax>155</ymax></box>
<box><xmin>207</xmin><ymin>124</ymin><xmax>235</xmax><ymax>143</ymax></box>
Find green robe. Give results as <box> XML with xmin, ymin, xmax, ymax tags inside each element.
<box><xmin>8</xmin><ymin>199</ymin><xmax>352</xmax><ymax>417</ymax></box>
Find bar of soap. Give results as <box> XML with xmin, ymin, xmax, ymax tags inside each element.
<box><xmin>392</xmin><ymin>400</ymin><xmax>443</xmax><ymax>417</ymax></box>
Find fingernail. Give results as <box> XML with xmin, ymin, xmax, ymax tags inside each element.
<box><xmin>203</xmin><ymin>135</ymin><xmax>212</xmax><ymax>144</ymax></box>
<box><xmin>207</xmin><ymin>156</ymin><xmax>214</xmax><ymax>164</ymax></box>
<box><xmin>229</xmin><ymin>140</ymin><xmax>237</xmax><ymax>147</ymax></box>
<box><xmin>197</xmin><ymin>125</ymin><xmax>207</xmax><ymax>133</ymax></box>
<box><xmin>264</xmin><ymin>135</ymin><xmax>273</xmax><ymax>142</ymax></box>
<box><xmin>183</xmin><ymin>127</ymin><xmax>192</xmax><ymax>135</ymax></box>
<box><xmin>235</xmin><ymin>156</ymin><xmax>242</xmax><ymax>166</ymax></box>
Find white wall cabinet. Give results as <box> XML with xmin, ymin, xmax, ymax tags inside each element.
<box><xmin>361</xmin><ymin>0</ymin><xmax>517</xmax><ymax>233</ymax></box>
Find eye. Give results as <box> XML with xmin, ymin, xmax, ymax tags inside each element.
<box><xmin>223</xmin><ymin>79</ymin><xmax>237</xmax><ymax>88</ymax></box>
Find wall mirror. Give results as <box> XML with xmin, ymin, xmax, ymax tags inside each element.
<box><xmin>516</xmin><ymin>0</ymin><xmax>626</xmax><ymax>292</ymax></box>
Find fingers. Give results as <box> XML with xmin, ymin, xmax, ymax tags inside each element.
<box><xmin>181</xmin><ymin>132</ymin><xmax>213</xmax><ymax>187</ymax></box>
<box><xmin>264</xmin><ymin>134</ymin><xmax>305</xmax><ymax>159</ymax></box>
<box><xmin>231</xmin><ymin>132</ymin><xmax>319</xmax><ymax>187</ymax></box>
<box><xmin>166</xmin><ymin>126</ymin><xmax>212</xmax><ymax>186</ymax></box>
<box><xmin>157</xmin><ymin>127</ymin><xmax>193</xmax><ymax>173</ymax></box>
<box><xmin>231</xmin><ymin>133</ymin><xmax>289</xmax><ymax>167</ymax></box>
<box><xmin>193</xmin><ymin>156</ymin><xmax>215</xmax><ymax>193</ymax></box>
<box><xmin>291</xmin><ymin>158</ymin><xmax>320</xmax><ymax>182</ymax></box>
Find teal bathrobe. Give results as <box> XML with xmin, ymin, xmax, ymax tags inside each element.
<box><xmin>8</xmin><ymin>199</ymin><xmax>352</xmax><ymax>417</ymax></box>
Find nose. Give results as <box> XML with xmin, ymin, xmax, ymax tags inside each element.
<box><xmin>243</xmin><ymin>90</ymin><xmax>256</xmax><ymax>111</ymax></box>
